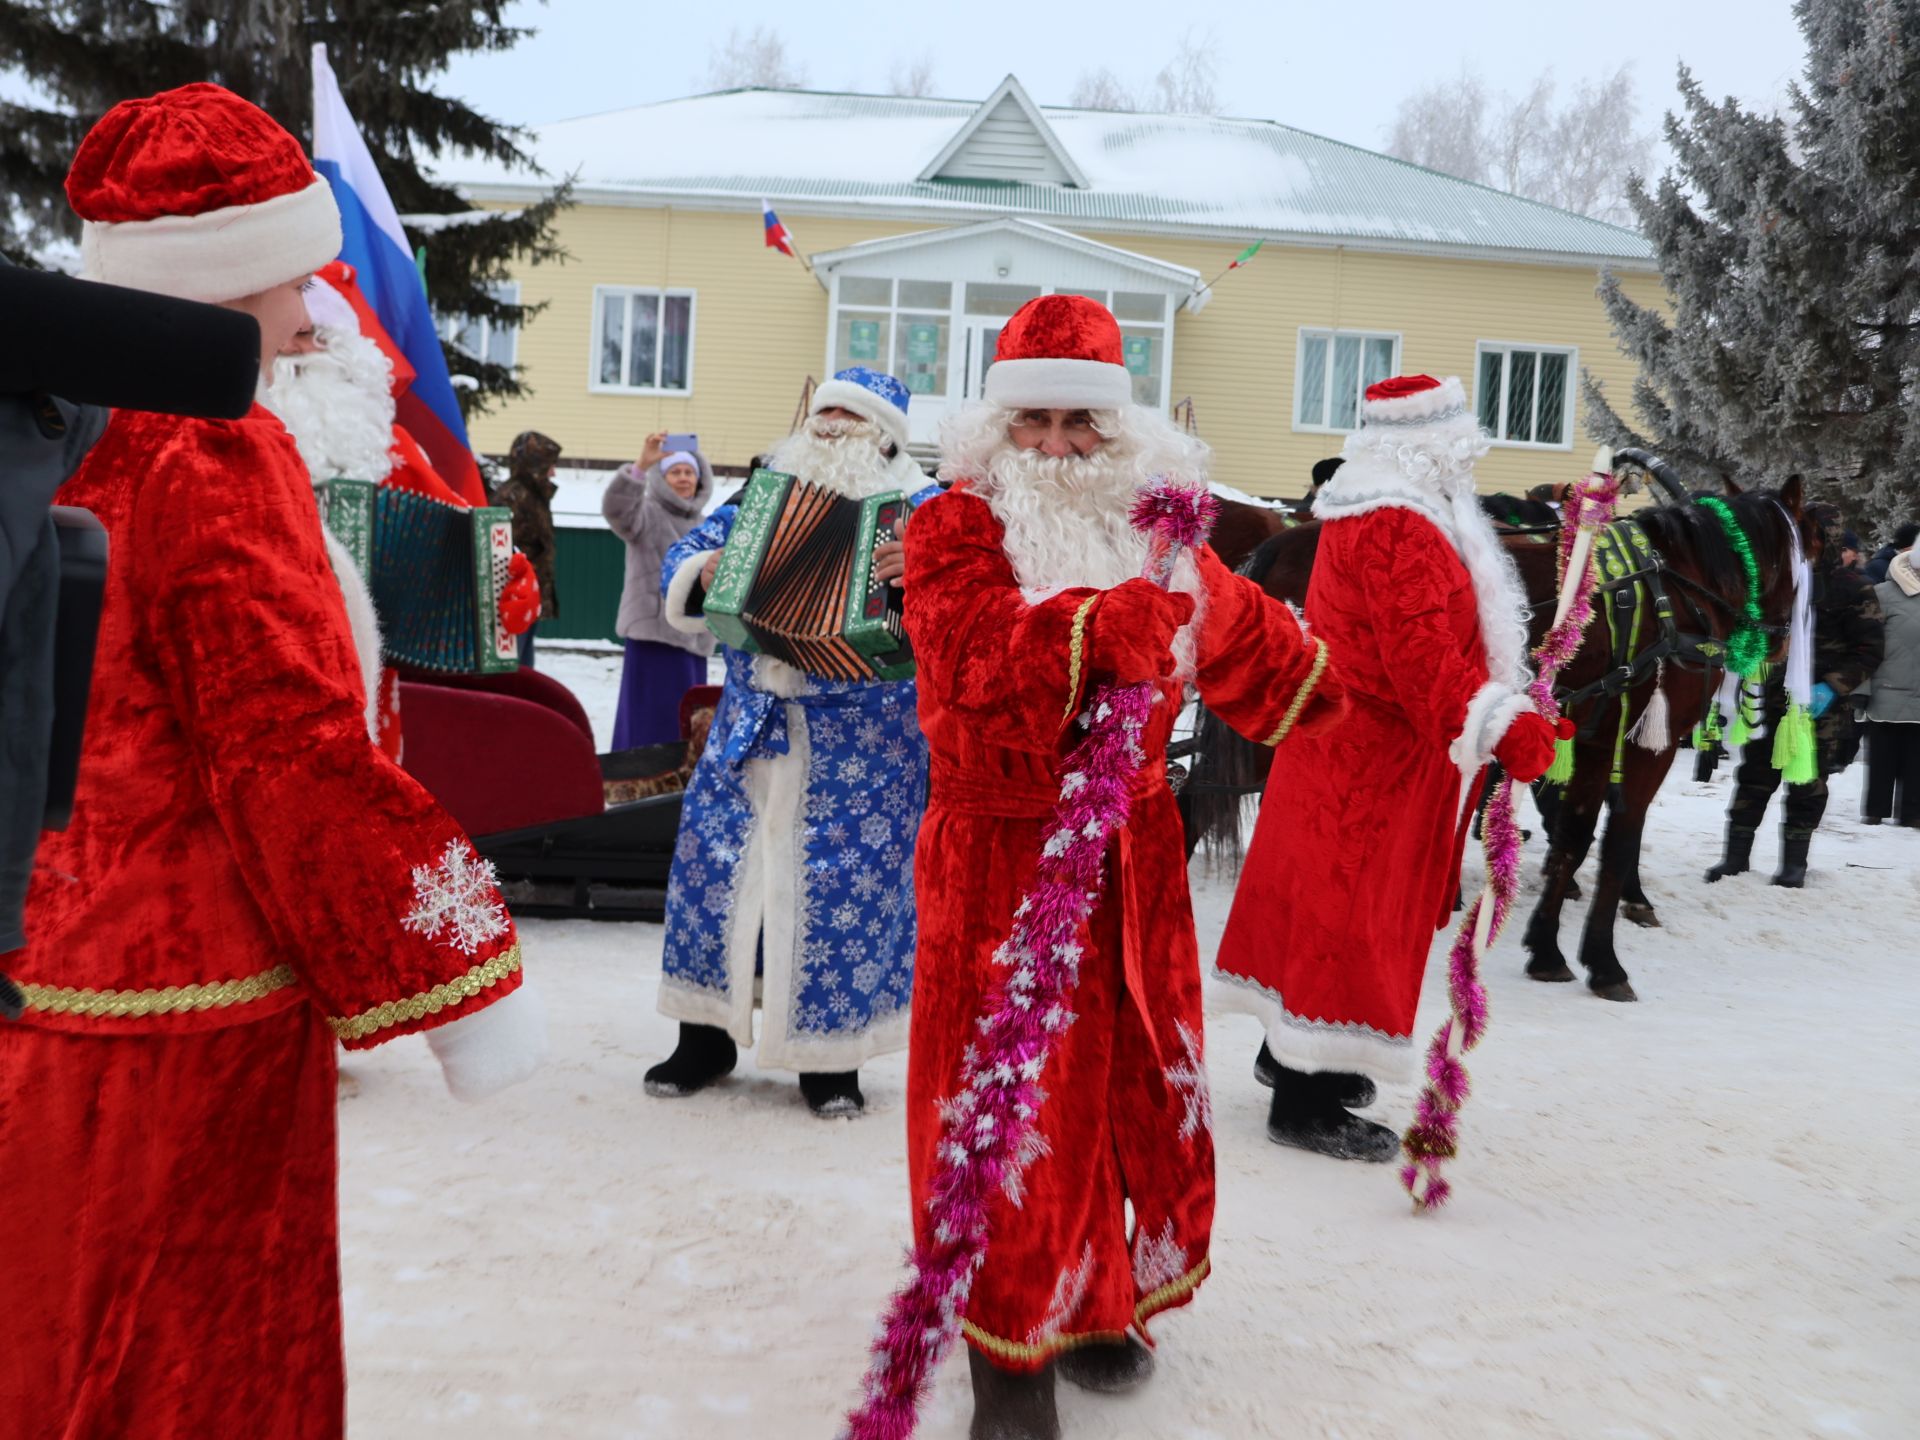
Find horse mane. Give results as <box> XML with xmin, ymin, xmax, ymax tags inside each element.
<box><xmin>1628</xmin><ymin>486</ymin><xmax>1798</xmax><ymax>599</ymax></box>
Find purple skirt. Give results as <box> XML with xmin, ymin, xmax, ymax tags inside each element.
<box><xmin>612</xmin><ymin>639</ymin><xmax>708</xmax><ymax>749</ymax></box>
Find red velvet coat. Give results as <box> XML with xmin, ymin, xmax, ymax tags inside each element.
<box><xmin>1216</xmin><ymin>506</ymin><xmax>1492</xmax><ymax>1081</ymax></box>
<box><xmin>903</xmin><ymin>489</ymin><xmax>1342</xmax><ymax>1369</ymax></box>
<box><xmin>18</xmin><ymin>405</ymin><xmax>522</xmax><ymax>1044</ymax></box>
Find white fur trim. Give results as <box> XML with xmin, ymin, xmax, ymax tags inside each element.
<box><xmin>79</xmin><ymin>176</ymin><xmax>342</xmax><ymax>304</ymax></box>
<box><xmin>322</xmin><ymin>528</ymin><xmax>382</xmax><ymax>741</ymax></box>
<box><xmin>750</xmin><ymin>654</ymin><xmax>808</xmax><ymax>699</ymax></box>
<box><xmin>1449</xmin><ymin>681</ymin><xmax>1531</xmax><ymax>774</ymax></box>
<box><xmin>426</xmin><ymin>978</ymin><xmax>548</xmax><ymax>1102</ymax></box>
<box><xmin>1214</xmin><ymin>971</ymin><xmax>1415</xmax><ymax>1084</ymax></box>
<box><xmin>811</xmin><ymin>378</ymin><xmax>909</xmax><ymax>453</ymax></box>
<box><xmin>984</xmin><ymin>357</ymin><xmax>1132</xmax><ymax>412</ymax></box>
<box><xmin>1311</xmin><ymin>483</ymin><xmax>1454</xmax><ymax>536</ymax></box>
<box><xmin>664</xmin><ymin>550</ymin><xmax>716</xmax><ymax>636</ymax></box>
<box><xmin>1360</xmin><ymin>375</ymin><xmax>1471</xmax><ymax>426</ymax></box>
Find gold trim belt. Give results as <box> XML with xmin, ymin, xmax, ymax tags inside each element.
<box><xmin>19</xmin><ymin>964</ymin><xmax>300</xmax><ymax>1019</ymax></box>
<box><xmin>327</xmin><ymin>943</ymin><xmax>523</xmax><ymax>1041</ymax></box>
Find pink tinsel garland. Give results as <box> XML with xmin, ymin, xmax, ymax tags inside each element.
<box><xmin>842</xmin><ymin>481</ymin><xmax>1217</xmax><ymax>1439</ymax></box>
<box><xmin>1399</xmin><ymin>471</ymin><xmax>1620</xmax><ymax>1212</ymax></box>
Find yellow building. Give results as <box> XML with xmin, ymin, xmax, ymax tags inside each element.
<box><xmin>441</xmin><ymin>77</ymin><xmax>1664</xmax><ymax>635</ymax></box>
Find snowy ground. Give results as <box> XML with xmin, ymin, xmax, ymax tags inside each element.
<box><xmin>341</xmin><ymin>652</ymin><xmax>1920</xmax><ymax>1439</ymax></box>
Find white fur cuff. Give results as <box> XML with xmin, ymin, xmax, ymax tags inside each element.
<box><xmin>984</xmin><ymin>356</ymin><xmax>1132</xmax><ymax>412</ymax></box>
<box><xmin>664</xmin><ymin>550</ymin><xmax>717</xmax><ymax>637</ymax></box>
<box><xmin>81</xmin><ymin>176</ymin><xmax>342</xmax><ymax>305</ymax></box>
<box><xmin>1448</xmin><ymin>681</ymin><xmax>1532</xmax><ymax>774</ymax></box>
<box><xmin>426</xmin><ymin>978</ymin><xmax>548</xmax><ymax>1103</ymax></box>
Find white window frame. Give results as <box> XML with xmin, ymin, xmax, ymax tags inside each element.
<box><xmin>1474</xmin><ymin>341</ymin><xmax>1578</xmax><ymax>451</ymax></box>
<box><xmin>1292</xmin><ymin>328</ymin><xmax>1402</xmax><ymax>434</ymax></box>
<box><xmin>439</xmin><ymin>280</ymin><xmax>521</xmax><ymax>369</ymax></box>
<box><xmin>589</xmin><ymin>285</ymin><xmax>697</xmax><ymax>397</ymax></box>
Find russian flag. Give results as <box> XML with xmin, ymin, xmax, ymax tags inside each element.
<box><xmin>311</xmin><ymin>43</ymin><xmax>488</xmax><ymax>507</ymax></box>
<box><xmin>762</xmin><ymin>200</ymin><xmax>797</xmax><ymax>258</ymax></box>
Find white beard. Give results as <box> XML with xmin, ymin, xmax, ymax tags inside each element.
<box><xmin>977</xmin><ymin>440</ymin><xmax>1154</xmax><ymax>596</ymax></box>
<box><xmin>766</xmin><ymin>417</ymin><xmax>898</xmax><ymax>499</ymax></box>
<box><xmin>262</xmin><ymin>326</ymin><xmax>398</xmax><ymax>486</ymax></box>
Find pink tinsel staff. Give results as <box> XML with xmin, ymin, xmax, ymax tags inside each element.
<box><xmin>842</xmin><ymin>479</ymin><xmax>1217</xmax><ymax>1440</ymax></box>
<box><xmin>1400</xmin><ymin>467</ymin><xmax>1621</xmax><ymax>1211</ymax></box>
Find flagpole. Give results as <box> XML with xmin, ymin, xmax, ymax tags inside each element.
<box><xmin>1194</xmin><ymin>239</ymin><xmax>1264</xmax><ymax>301</ymax></box>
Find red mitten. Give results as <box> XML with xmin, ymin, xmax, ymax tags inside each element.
<box><xmin>1088</xmin><ymin>579</ymin><xmax>1195</xmax><ymax>685</ymax></box>
<box><xmin>498</xmin><ymin>552</ymin><xmax>541</xmax><ymax>636</ymax></box>
<box><xmin>1494</xmin><ymin>709</ymin><xmax>1559</xmax><ymax>784</ymax></box>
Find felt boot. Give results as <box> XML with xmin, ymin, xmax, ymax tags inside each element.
<box><xmin>1266</xmin><ymin>1066</ymin><xmax>1398</xmax><ymax>1162</ymax></box>
<box><xmin>1772</xmin><ymin>828</ymin><xmax>1812</xmax><ymax>888</ymax></box>
<box><xmin>968</xmin><ymin>1348</ymin><xmax>1059</xmax><ymax>1440</ymax></box>
<box><xmin>1254</xmin><ymin>1045</ymin><xmax>1376</xmax><ymax>1108</ymax></box>
<box><xmin>1056</xmin><ymin>1335</ymin><xmax>1155</xmax><ymax>1394</ymax></box>
<box><xmin>799</xmin><ymin>1069</ymin><xmax>865</xmax><ymax>1118</ymax></box>
<box><xmin>642</xmin><ymin>1022</ymin><xmax>737</xmax><ymax>1098</ymax></box>
<box><xmin>1704</xmin><ymin>824</ymin><xmax>1756</xmax><ymax>882</ymax></box>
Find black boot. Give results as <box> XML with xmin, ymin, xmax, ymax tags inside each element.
<box><xmin>1254</xmin><ymin>1044</ymin><xmax>1376</xmax><ymax>1108</ymax></box>
<box><xmin>1704</xmin><ymin>824</ymin><xmax>1756</xmax><ymax>882</ymax></box>
<box><xmin>642</xmin><ymin>1022</ymin><xmax>737</xmax><ymax>1098</ymax></box>
<box><xmin>1265</xmin><ymin>1065</ymin><xmax>1399</xmax><ymax>1162</ymax></box>
<box><xmin>798</xmin><ymin>1069</ymin><xmax>865</xmax><ymax>1117</ymax></box>
<box><xmin>1773</xmin><ymin>828</ymin><xmax>1812</xmax><ymax>888</ymax></box>
<box><xmin>1055</xmin><ymin>1335</ymin><xmax>1154</xmax><ymax>1394</ymax></box>
<box><xmin>968</xmin><ymin>1348</ymin><xmax>1059</xmax><ymax>1440</ymax></box>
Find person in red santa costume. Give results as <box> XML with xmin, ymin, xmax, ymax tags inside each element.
<box><xmin>0</xmin><ymin>84</ymin><xmax>545</xmax><ymax>1440</ymax></box>
<box><xmin>262</xmin><ymin>260</ymin><xmax>539</xmax><ymax>759</ymax></box>
<box><xmin>1215</xmin><ymin>374</ymin><xmax>1559</xmax><ymax>1163</ymax></box>
<box><xmin>901</xmin><ymin>294</ymin><xmax>1347</xmax><ymax>1439</ymax></box>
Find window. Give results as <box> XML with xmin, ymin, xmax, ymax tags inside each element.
<box><xmin>1295</xmin><ymin>330</ymin><xmax>1399</xmax><ymax>431</ymax></box>
<box><xmin>833</xmin><ymin>278</ymin><xmax>957</xmax><ymax>396</ymax></box>
<box><xmin>1476</xmin><ymin>343</ymin><xmax>1574</xmax><ymax>447</ymax></box>
<box><xmin>438</xmin><ymin>281</ymin><xmax>520</xmax><ymax>369</ymax></box>
<box><xmin>591</xmin><ymin>286</ymin><xmax>695</xmax><ymax>394</ymax></box>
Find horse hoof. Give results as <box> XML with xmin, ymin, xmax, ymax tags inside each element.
<box><xmin>1622</xmin><ymin>902</ymin><xmax>1661</xmax><ymax>929</ymax></box>
<box><xmin>1527</xmin><ymin>962</ymin><xmax>1575</xmax><ymax>983</ymax></box>
<box><xmin>1566</xmin><ymin>879</ymin><xmax>1584</xmax><ymax>902</ymax></box>
<box><xmin>1590</xmin><ymin>979</ymin><xmax>1639</xmax><ymax>1003</ymax></box>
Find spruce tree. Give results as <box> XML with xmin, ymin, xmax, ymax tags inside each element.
<box><xmin>0</xmin><ymin>0</ymin><xmax>569</xmax><ymax>421</ymax></box>
<box><xmin>1583</xmin><ymin>0</ymin><xmax>1920</xmax><ymax>534</ymax></box>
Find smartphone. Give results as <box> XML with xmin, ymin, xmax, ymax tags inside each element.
<box><xmin>665</xmin><ymin>432</ymin><xmax>699</xmax><ymax>456</ymax></box>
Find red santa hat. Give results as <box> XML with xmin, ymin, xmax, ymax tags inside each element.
<box><xmin>66</xmin><ymin>83</ymin><xmax>342</xmax><ymax>304</ymax></box>
<box><xmin>984</xmin><ymin>294</ymin><xmax>1134</xmax><ymax>412</ymax></box>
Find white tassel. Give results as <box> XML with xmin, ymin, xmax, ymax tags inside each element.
<box><xmin>1628</xmin><ymin>667</ymin><xmax>1671</xmax><ymax>752</ymax></box>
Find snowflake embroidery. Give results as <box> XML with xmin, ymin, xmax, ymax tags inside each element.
<box><xmin>1027</xmin><ymin>1243</ymin><xmax>1096</xmax><ymax>1346</ymax></box>
<box><xmin>401</xmin><ymin>840</ymin><xmax>509</xmax><ymax>955</ymax></box>
<box><xmin>860</xmin><ymin>814</ymin><xmax>891</xmax><ymax>848</ymax></box>
<box><xmin>1165</xmin><ymin>1020</ymin><xmax>1213</xmax><ymax>1146</ymax></box>
<box><xmin>1133</xmin><ymin>1219</ymin><xmax>1187</xmax><ymax>1295</ymax></box>
<box><xmin>837</xmin><ymin>756</ymin><xmax>869</xmax><ymax>785</ymax></box>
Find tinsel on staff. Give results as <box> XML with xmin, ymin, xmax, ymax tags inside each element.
<box><xmin>1400</xmin><ymin>468</ymin><xmax>1619</xmax><ymax>1212</ymax></box>
<box><xmin>842</xmin><ymin>481</ymin><xmax>1217</xmax><ymax>1440</ymax></box>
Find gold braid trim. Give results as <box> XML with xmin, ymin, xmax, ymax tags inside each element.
<box><xmin>959</xmin><ymin>1253</ymin><xmax>1212</xmax><ymax>1365</ymax></box>
<box><xmin>1062</xmin><ymin>594</ymin><xmax>1100</xmax><ymax>723</ymax></box>
<box><xmin>961</xmin><ymin>1322</ymin><xmax>1129</xmax><ymax>1366</ymax></box>
<box><xmin>1264</xmin><ymin>639</ymin><xmax>1330</xmax><ymax>747</ymax></box>
<box><xmin>19</xmin><ymin>963</ymin><xmax>300</xmax><ymax>1019</ymax></box>
<box><xmin>327</xmin><ymin>943</ymin><xmax>522</xmax><ymax>1041</ymax></box>
<box><xmin>1134</xmin><ymin>1254</ymin><xmax>1211</xmax><ymax>1323</ymax></box>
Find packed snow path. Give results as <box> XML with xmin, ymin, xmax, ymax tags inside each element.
<box><xmin>341</xmin><ymin>661</ymin><xmax>1916</xmax><ymax>1438</ymax></box>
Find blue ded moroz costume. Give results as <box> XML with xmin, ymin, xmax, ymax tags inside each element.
<box><xmin>653</xmin><ymin>369</ymin><xmax>938</xmax><ymax>1091</ymax></box>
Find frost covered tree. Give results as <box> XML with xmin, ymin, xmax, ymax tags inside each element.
<box><xmin>1069</xmin><ymin>34</ymin><xmax>1222</xmax><ymax>115</ymax></box>
<box><xmin>0</xmin><ymin>0</ymin><xmax>568</xmax><ymax>420</ymax></box>
<box><xmin>1387</xmin><ymin>64</ymin><xmax>1654</xmax><ymax>225</ymax></box>
<box><xmin>1585</xmin><ymin>0</ymin><xmax>1920</xmax><ymax>533</ymax></box>
<box><xmin>707</xmin><ymin>25</ymin><xmax>806</xmax><ymax>91</ymax></box>
<box><xmin>887</xmin><ymin>54</ymin><xmax>936</xmax><ymax>98</ymax></box>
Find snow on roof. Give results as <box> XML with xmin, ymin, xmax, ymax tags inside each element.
<box><xmin>439</xmin><ymin>87</ymin><xmax>1652</xmax><ymax>265</ymax></box>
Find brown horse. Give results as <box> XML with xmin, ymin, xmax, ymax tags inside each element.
<box><xmin>1520</xmin><ymin>476</ymin><xmax>1809</xmax><ymax>1000</ymax></box>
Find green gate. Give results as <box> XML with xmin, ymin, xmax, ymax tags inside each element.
<box><xmin>544</xmin><ymin>526</ymin><xmax>628</xmax><ymax>644</ymax></box>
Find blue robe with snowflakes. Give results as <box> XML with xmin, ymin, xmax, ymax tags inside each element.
<box><xmin>655</xmin><ymin>484</ymin><xmax>937</xmax><ymax>1070</ymax></box>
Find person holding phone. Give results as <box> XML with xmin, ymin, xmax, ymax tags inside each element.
<box><xmin>603</xmin><ymin>431</ymin><xmax>715</xmax><ymax>747</ymax></box>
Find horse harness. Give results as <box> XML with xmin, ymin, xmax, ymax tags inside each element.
<box><xmin>1556</xmin><ymin>518</ymin><xmax>1781</xmax><ymax>746</ymax></box>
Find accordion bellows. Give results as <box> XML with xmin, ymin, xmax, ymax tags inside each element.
<box><xmin>704</xmin><ymin>469</ymin><xmax>914</xmax><ymax>682</ymax></box>
<box><xmin>318</xmin><ymin>479</ymin><xmax>518</xmax><ymax>674</ymax></box>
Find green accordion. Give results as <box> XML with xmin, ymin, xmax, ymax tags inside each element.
<box><xmin>704</xmin><ymin>468</ymin><xmax>914</xmax><ymax>682</ymax></box>
<box><xmin>317</xmin><ymin>478</ymin><xmax>519</xmax><ymax>675</ymax></box>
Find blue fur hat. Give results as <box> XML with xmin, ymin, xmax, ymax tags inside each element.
<box><xmin>811</xmin><ymin>365</ymin><xmax>911</xmax><ymax>450</ymax></box>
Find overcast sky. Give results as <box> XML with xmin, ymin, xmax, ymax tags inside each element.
<box><xmin>442</xmin><ymin>0</ymin><xmax>1807</xmax><ymax>166</ymax></box>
